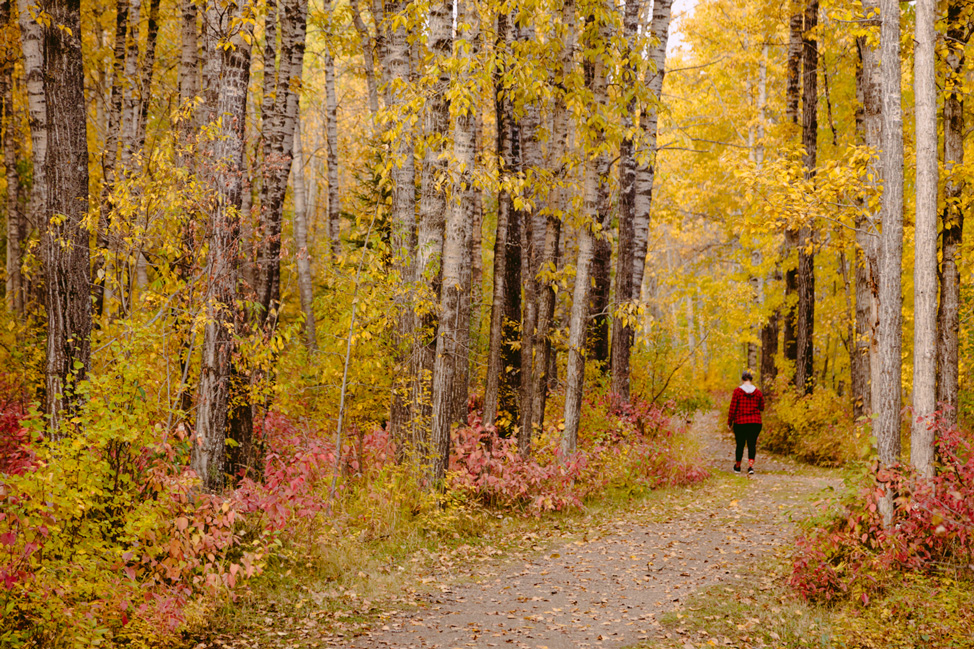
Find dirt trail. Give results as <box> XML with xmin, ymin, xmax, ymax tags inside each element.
<box><xmin>347</xmin><ymin>411</ymin><xmax>839</xmax><ymax>649</ymax></box>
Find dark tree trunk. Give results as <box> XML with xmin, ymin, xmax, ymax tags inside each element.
<box><xmin>254</xmin><ymin>0</ymin><xmax>309</xmax><ymax>329</ymax></box>
<box><xmin>2</xmin><ymin>1</ymin><xmax>22</xmax><ymax>315</ymax></box>
<box><xmin>795</xmin><ymin>0</ymin><xmax>817</xmax><ymax>394</ymax></box>
<box><xmin>192</xmin><ymin>3</ymin><xmax>252</xmax><ymax>492</ymax></box>
<box><xmin>783</xmin><ymin>9</ymin><xmax>803</xmax><ymax>368</ymax></box>
<box><xmin>610</xmin><ymin>0</ymin><xmax>645</xmax><ymax>402</ymax></box>
<box><xmin>937</xmin><ymin>0</ymin><xmax>967</xmax><ymax>425</ymax></box>
<box><xmin>484</xmin><ymin>9</ymin><xmax>520</xmax><ymax>433</ymax></box>
<box><xmin>589</xmin><ymin>234</ymin><xmax>611</xmax><ymax>368</ymax></box>
<box><xmin>41</xmin><ymin>0</ymin><xmax>91</xmax><ymax>434</ymax></box>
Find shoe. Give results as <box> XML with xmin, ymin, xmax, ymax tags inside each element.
<box><xmin>747</xmin><ymin>467</ymin><xmax>755</xmax><ymax>475</ymax></box>
<box><xmin>733</xmin><ymin>465</ymin><xmax>741</xmax><ymax>474</ymax></box>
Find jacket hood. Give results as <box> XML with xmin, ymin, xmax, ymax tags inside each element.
<box><xmin>740</xmin><ymin>383</ymin><xmax>757</xmax><ymax>394</ymax></box>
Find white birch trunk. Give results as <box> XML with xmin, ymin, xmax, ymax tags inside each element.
<box><xmin>911</xmin><ymin>0</ymin><xmax>937</xmax><ymax>479</ymax></box>
<box><xmin>292</xmin><ymin>115</ymin><xmax>317</xmax><ymax>351</ymax></box>
<box><xmin>324</xmin><ymin>53</ymin><xmax>341</xmax><ymax>257</ymax></box>
<box><xmin>632</xmin><ymin>0</ymin><xmax>674</xmax><ymax>304</ymax></box>
<box><xmin>17</xmin><ymin>0</ymin><xmax>47</xmax><ymax>233</ymax></box>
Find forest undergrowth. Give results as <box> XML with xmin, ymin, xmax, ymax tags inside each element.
<box><xmin>0</xmin><ymin>370</ymin><xmax>708</xmax><ymax>648</ymax></box>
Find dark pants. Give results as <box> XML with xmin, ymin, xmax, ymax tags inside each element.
<box><xmin>733</xmin><ymin>423</ymin><xmax>762</xmax><ymax>464</ymax></box>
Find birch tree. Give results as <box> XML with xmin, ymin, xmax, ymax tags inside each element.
<box><xmin>911</xmin><ymin>0</ymin><xmax>937</xmax><ymax>479</ymax></box>
<box><xmin>429</xmin><ymin>0</ymin><xmax>479</xmax><ymax>483</ymax></box>
<box><xmin>255</xmin><ymin>0</ymin><xmax>310</xmax><ymax>329</ymax></box>
<box><xmin>876</xmin><ymin>0</ymin><xmax>904</xmax><ymax>523</ymax></box>
<box><xmin>782</xmin><ymin>7</ymin><xmax>802</xmax><ymax>367</ymax></box>
<box><xmin>632</xmin><ymin>0</ymin><xmax>673</xmax><ymax>307</ymax></box>
<box><xmin>852</xmin><ymin>0</ymin><xmax>881</xmax><ymax>419</ymax></box>
<box><xmin>563</xmin><ymin>6</ymin><xmax>610</xmax><ymax>454</ymax></box>
<box><xmin>192</xmin><ymin>0</ymin><xmax>253</xmax><ymax>491</ymax></box>
<box><xmin>292</xmin><ymin>115</ymin><xmax>317</xmax><ymax>350</ymax></box>
<box><xmin>530</xmin><ymin>0</ymin><xmax>576</xmax><ymax>432</ymax></box>
<box><xmin>483</xmin><ymin>7</ymin><xmax>521</xmax><ymax>432</ymax></box>
<box><xmin>609</xmin><ymin>0</ymin><xmax>643</xmax><ymax>402</ymax></box>
<box><xmin>324</xmin><ymin>52</ymin><xmax>341</xmax><ymax>256</ymax></box>
<box><xmin>384</xmin><ymin>0</ymin><xmax>419</xmax><ymax>448</ymax></box>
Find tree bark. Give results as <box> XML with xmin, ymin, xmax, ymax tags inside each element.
<box><xmin>92</xmin><ymin>0</ymin><xmax>129</xmax><ymax>318</ymax></box>
<box><xmin>783</xmin><ymin>9</ymin><xmax>803</xmax><ymax>368</ymax></box>
<box><xmin>755</xmin><ymin>45</ymin><xmax>778</xmax><ymax>391</ymax></box>
<box><xmin>2</xmin><ymin>2</ymin><xmax>22</xmax><ymax>314</ymax></box>
<box><xmin>911</xmin><ymin>0</ymin><xmax>937</xmax><ymax>478</ymax></box>
<box><xmin>608</xmin><ymin>0</ymin><xmax>642</xmax><ymax>402</ymax></box>
<box><xmin>429</xmin><ymin>0</ymin><xmax>479</xmax><ymax>482</ymax></box>
<box><xmin>412</xmin><ymin>0</ymin><xmax>453</xmax><ymax>446</ymax></box>
<box><xmin>192</xmin><ymin>1</ymin><xmax>252</xmax><ymax>492</ymax></box>
<box><xmin>324</xmin><ymin>53</ymin><xmax>341</xmax><ymax>257</ymax></box>
<box><xmin>588</xmin><ymin>231</ymin><xmax>610</xmax><ymax>369</ymax></box>
<box><xmin>530</xmin><ymin>0</ymin><xmax>576</xmax><ymax>432</ymax></box>
<box><xmin>254</xmin><ymin>0</ymin><xmax>309</xmax><ymax>329</ymax></box>
<box><xmin>514</xmin><ymin>12</ymin><xmax>544</xmax><ymax>455</ymax></box>
<box><xmin>876</xmin><ymin>0</ymin><xmax>904</xmax><ymax>524</ymax></box>
<box><xmin>17</xmin><ymin>0</ymin><xmax>46</xmax><ymax>243</ymax></box>
<box><xmin>795</xmin><ymin>0</ymin><xmax>817</xmax><ymax>394</ymax></box>
<box><xmin>937</xmin><ymin>0</ymin><xmax>967</xmax><ymax>427</ymax></box>
<box><xmin>632</xmin><ymin>0</ymin><xmax>673</xmax><ymax>315</ymax></box>
<box><xmin>349</xmin><ymin>0</ymin><xmax>380</xmax><ymax>119</ymax></box>
<box><xmin>292</xmin><ymin>115</ymin><xmax>317</xmax><ymax>351</ymax></box>
<box><xmin>853</xmin><ymin>1</ymin><xmax>882</xmax><ymax>420</ymax></box>
<box><xmin>119</xmin><ymin>0</ymin><xmax>141</xmax><ymax>170</ymax></box>
<box><xmin>483</xmin><ymin>9</ymin><xmax>519</xmax><ymax>432</ymax></box>
<box><xmin>563</xmin><ymin>10</ymin><xmax>609</xmax><ymax>454</ymax></box>
<box><xmin>134</xmin><ymin>0</ymin><xmax>161</xmax><ymax>152</ymax></box>
<box><xmin>385</xmin><ymin>0</ymin><xmax>418</xmax><ymax>450</ymax></box>
<box><xmin>40</xmin><ymin>0</ymin><xmax>91</xmax><ymax>434</ymax></box>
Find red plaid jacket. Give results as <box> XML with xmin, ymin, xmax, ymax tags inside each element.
<box><xmin>727</xmin><ymin>386</ymin><xmax>764</xmax><ymax>427</ymax></box>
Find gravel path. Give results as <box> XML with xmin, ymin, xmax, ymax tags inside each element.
<box><xmin>346</xmin><ymin>411</ymin><xmax>839</xmax><ymax>649</ymax></box>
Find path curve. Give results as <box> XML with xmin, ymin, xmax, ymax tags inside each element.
<box><xmin>347</xmin><ymin>411</ymin><xmax>838</xmax><ymax>649</ymax></box>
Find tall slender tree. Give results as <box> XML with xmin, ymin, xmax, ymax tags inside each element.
<box><xmin>795</xmin><ymin>0</ymin><xmax>817</xmax><ymax>394</ymax></box>
<box><xmin>911</xmin><ymin>0</ymin><xmax>937</xmax><ymax>479</ymax></box>
<box><xmin>192</xmin><ymin>0</ymin><xmax>253</xmax><ymax>491</ymax></box>
<box><xmin>40</xmin><ymin>0</ymin><xmax>91</xmax><ymax>433</ymax></box>
<box><xmin>2</xmin><ymin>0</ymin><xmax>22</xmax><ymax>315</ymax></box>
<box><xmin>483</xmin><ymin>7</ymin><xmax>521</xmax><ymax>433</ymax></box>
<box><xmin>530</xmin><ymin>0</ymin><xmax>576</xmax><ymax>432</ymax></box>
<box><xmin>853</xmin><ymin>0</ymin><xmax>882</xmax><ymax>419</ymax></box>
<box><xmin>937</xmin><ymin>0</ymin><xmax>969</xmax><ymax>426</ymax></box>
<box><xmin>782</xmin><ymin>7</ymin><xmax>803</xmax><ymax>367</ymax></box>
<box><xmin>609</xmin><ymin>0</ymin><xmax>643</xmax><ymax>402</ymax></box>
<box><xmin>429</xmin><ymin>0</ymin><xmax>479</xmax><ymax>482</ymax></box>
<box><xmin>292</xmin><ymin>115</ymin><xmax>317</xmax><ymax>351</ymax></box>
<box><xmin>632</xmin><ymin>0</ymin><xmax>673</xmax><ymax>310</ymax></box>
<box><xmin>563</xmin><ymin>7</ymin><xmax>610</xmax><ymax>454</ymax></box>
<box><xmin>384</xmin><ymin>0</ymin><xmax>419</xmax><ymax>450</ymax></box>
<box><xmin>323</xmin><ymin>52</ymin><xmax>341</xmax><ymax>256</ymax></box>
<box><xmin>876</xmin><ymin>0</ymin><xmax>904</xmax><ymax>524</ymax></box>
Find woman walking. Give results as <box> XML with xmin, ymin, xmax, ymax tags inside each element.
<box><xmin>727</xmin><ymin>371</ymin><xmax>764</xmax><ymax>475</ymax></box>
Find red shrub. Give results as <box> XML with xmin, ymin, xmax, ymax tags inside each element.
<box><xmin>790</xmin><ymin>414</ymin><xmax>974</xmax><ymax>603</ymax></box>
